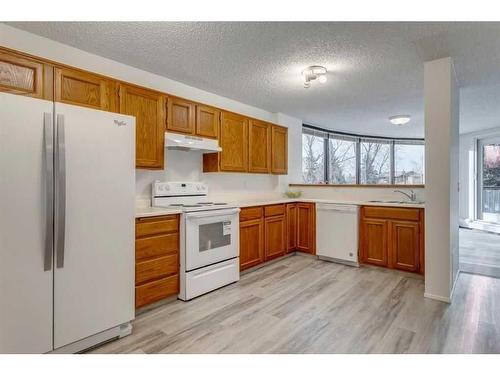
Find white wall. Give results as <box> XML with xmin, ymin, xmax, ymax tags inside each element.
<box><xmin>423</xmin><ymin>57</ymin><xmax>460</xmax><ymax>303</ymax></box>
<box><xmin>459</xmin><ymin>127</ymin><xmax>500</xmax><ymax>223</ymax></box>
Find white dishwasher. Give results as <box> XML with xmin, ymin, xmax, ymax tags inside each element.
<box><xmin>316</xmin><ymin>203</ymin><xmax>359</xmax><ymax>266</ymax></box>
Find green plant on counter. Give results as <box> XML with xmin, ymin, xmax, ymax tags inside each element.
<box><xmin>284</xmin><ymin>190</ymin><xmax>302</xmax><ymax>198</ymax></box>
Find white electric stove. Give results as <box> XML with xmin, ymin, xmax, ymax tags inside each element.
<box><xmin>152</xmin><ymin>181</ymin><xmax>240</xmax><ymax>301</ymax></box>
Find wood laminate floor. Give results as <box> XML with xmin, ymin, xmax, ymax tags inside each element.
<box><xmin>91</xmin><ymin>255</ymin><xmax>500</xmax><ymax>354</ymax></box>
<box><xmin>460</xmin><ymin>228</ymin><xmax>500</xmax><ymax>278</ymax></box>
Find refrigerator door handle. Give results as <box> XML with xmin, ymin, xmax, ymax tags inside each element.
<box><xmin>43</xmin><ymin>112</ymin><xmax>54</xmax><ymax>271</ymax></box>
<box><xmin>55</xmin><ymin>114</ymin><xmax>66</xmax><ymax>269</ymax></box>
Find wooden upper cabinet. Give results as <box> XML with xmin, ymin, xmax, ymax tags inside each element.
<box><xmin>55</xmin><ymin>67</ymin><xmax>117</xmax><ymax>111</ymax></box>
<box><xmin>166</xmin><ymin>97</ymin><xmax>195</xmax><ymax>134</ymax></box>
<box><xmin>296</xmin><ymin>203</ymin><xmax>316</xmax><ymax>254</ymax></box>
<box><xmin>218</xmin><ymin>111</ymin><xmax>249</xmax><ymax>172</ymax></box>
<box><xmin>119</xmin><ymin>84</ymin><xmax>165</xmax><ymax>169</ymax></box>
<box><xmin>248</xmin><ymin>119</ymin><xmax>271</xmax><ymax>173</ymax></box>
<box><xmin>0</xmin><ymin>49</ymin><xmax>53</xmax><ymax>100</ymax></box>
<box><xmin>196</xmin><ymin>105</ymin><xmax>219</xmax><ymax>139</ymax></box>
<box><xmin>271</xmin><ymin>125</ymin><xmax>288</xmax><ymax>174</ymax></box>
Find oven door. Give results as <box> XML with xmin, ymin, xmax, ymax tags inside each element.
<box><xmin>185</xmin><ymin>208</ymin><xmax>240</xmax><ymax>271</ymax></box>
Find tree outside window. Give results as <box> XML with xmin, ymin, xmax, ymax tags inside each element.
<box><xmin>360</xmin><ymin>140</ymin><xmax>390</xmax><ymax>184</ymax></box>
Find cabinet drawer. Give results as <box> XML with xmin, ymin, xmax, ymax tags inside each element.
<box><xmin>136</xmin><ymin>233</ymin><xmax>179</xmax><ymax>261</ymax></box>
<box><xmin>136</xmin><ymin>215</ymin><xmax>179</xmax><ymax>237</ymax></box>
<box><xmin>135</xmin><ymin>274</ymin><xmax>179</xmax><ymax>308</ymax></box>
<box><xmin>136</xmin><ymin>253</ymin><xmax>178</xmax><ymax>285</ymax></box>
<box><xmin>362</xmin><ymin>206</ymin><xmax>420</xmax><ymax>221</ymax></box>
<box><xmin>264</xmin><ymin>204</ymin><xmax>285</xmax><ymax>217</ymax></box>
<box><xmin>240</xmin><ymin>206</ymin><xmax>263</xmax><ymax>221</ymax></box>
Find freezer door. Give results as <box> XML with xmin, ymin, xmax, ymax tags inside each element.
<box><xmin>53</xmin><ymin>103</ymin><xmax>135</xmax><ymax>349</ymax></box>
<box><xmin>0</xmin><ymin>93</ymin><xmax>54</xmax><ymax>353</ymax></box>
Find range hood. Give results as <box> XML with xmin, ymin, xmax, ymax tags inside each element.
<box><xmin>165</xmin><ymin>132</ymin><xmax>222</xmax><ymax>153</ymax></box>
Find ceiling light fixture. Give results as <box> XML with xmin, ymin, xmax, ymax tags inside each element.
<box><xmin>389</xmin><ymin>115</ymin><xmax>411</xmax><ymax>125</ymax></box>
<box><xmin>302</xmin><ymin>65</ymin><xmax>327</xmax><ymax>88</ymax></box>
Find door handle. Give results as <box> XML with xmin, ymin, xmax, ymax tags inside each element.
<box><xmin>186</xmin><ymin>208</ymin><xmax>240</xmax><ymax>219</ymax></box>
<box><xmin>43</xmin><ymin>112</ymin><xmax>54</xmax><ymax>271</ymax></box>
<box><xmin>55</xmin><ymin>114</ymin><xmax>66</xmax><ymax>269</ymax></box>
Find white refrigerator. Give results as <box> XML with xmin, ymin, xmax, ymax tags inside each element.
<box><xmin>0</xmin><ymin>92</ymin><xmax>136</xmax><ymax>353</ymax></box>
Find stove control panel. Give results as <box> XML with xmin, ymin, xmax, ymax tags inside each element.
<box><xmin>153</xmin><ymin>181</ymin><xmax>208</xmax><ymax>197</ymax></box>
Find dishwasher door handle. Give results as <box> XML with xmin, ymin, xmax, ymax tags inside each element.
<box><xmin>317</xmin><ymin>204</ymin><xmax>358</xmax><ymax>213</ymax></box>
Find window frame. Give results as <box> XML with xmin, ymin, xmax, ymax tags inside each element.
<box><xmin>301</xmin><ymin>125</ymin><xmax>425</xmax><ymax>186</ymax></box>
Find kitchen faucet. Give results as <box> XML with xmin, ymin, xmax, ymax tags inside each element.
<box><xmin>394</xmin><ymin>189</ymin><xmax>417</xmax><ymax>202</ymax></box>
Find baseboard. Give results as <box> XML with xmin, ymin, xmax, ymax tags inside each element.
<box><xmin>317</xmin><ymin>255</ymin><xmax>359</xmax><ymax>267</ymax></box>
<box><xmin>449</xmin><ymin>269</ymin><xmax>461</xmax><ymax>302</ymax></box>
<box><xmin>423</xmin><ymin>292</ymin><xmax>451</xmax><ymax>303</ymax></box>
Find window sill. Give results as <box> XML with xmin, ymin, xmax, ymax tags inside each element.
<box><xmin>289</xmin><ymin>183</ymin><xmax>425</xmax><ymax>188</ymax></box>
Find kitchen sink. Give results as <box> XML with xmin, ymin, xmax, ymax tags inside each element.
<box><xmin>368</xmin><ymin>200</ymin><xmax>425</xmax><ymax>205</ymax></box>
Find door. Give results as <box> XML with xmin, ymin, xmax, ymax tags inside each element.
<box><xmin>271</xmin><ymin>125</ymin><xmax>288</xmax><ymax>174</ymax></box>
<box><xmin>390</xmin><ymin>221</ymin><xmax>420</xmax><ymax>272</ymax></box>
<box><xmin>196</xmin><ymin>105</ymin><xmax>219</xmax><ymax>139</ymax></box>
<box><xmin>296</xmin><ymin>203</ymin><xmax>315</xmax><ymax>254</ymax></box>
<box><xmin>477</xmin><ymin>136</ymin><xmax>500</xmax><ymax>223</ymax></box>
<box><xmin>265</xmin><ymin>215</ymin><xmax>286</xmax><ymax>261</ymax></box>
<box><xmin>53</xmin><ymin>103</ymin><xmax>135</xmax><ymax>349</ymax></box>
<box><xmin>219</xmin><ymin>111</ymin><xmax>248</xmax><ymax>172</ymax></box>
<box><xmin>119</xmin><ymin>84</ymin><xmax>165</xmax><ymax>169</ymax></box>
<box><xmin>360</xmin><ymin>218</ymin><xmax>388</xmax><ymax>267</ymax></box>
<box><xmin>240</xmin><ymin>218</ymin><xmax>264</xmax><ymax>270</ymax></box>
<box><xmin>185</xmin><ymin>208</ymin><xmax>241</xmax><ymax>270</ymax></box>
<box><xmin>286</xmin><ymin>203</ymin><xmax>297</xmax><ymax>252</ymax></box>
<box><xmin>167</xmin><ymin>97</ymin><xmax>195</xmax><ymax>134</ymax></box>
<box><xmin>248</xmin><ymin>119</ymin><xmax>271</xmax><ymax>173</ymax></box>
<box><xmin>0</xmin><ymin>93</ymin><xmax>54</xmax><ymax>353</ymax></box>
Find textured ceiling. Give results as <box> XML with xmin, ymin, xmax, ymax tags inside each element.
<box><xmin>7</xmin><ymin>22</ymin><xmax>500</xmax><ymax>137</ymax></box>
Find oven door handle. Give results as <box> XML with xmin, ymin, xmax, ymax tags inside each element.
<box><xmin>185</xmin><ymin>208</ymin><xmax>240</xmax><ymax>219</ymax></box>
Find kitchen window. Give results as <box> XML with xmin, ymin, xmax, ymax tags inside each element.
<box><xmin>328</xmin><ymin>135</ymin><xmax>357</xmax><ymax>184</ymax></box>
<box><xmin>394</xmin><ymin>140</ymin><xmax>425</xmax><ymax>185</ymax></box>
<box><xmin>302</xmin><ymin>129</ymin><xmax>327</xmax><ymax>183</ymax></box>
<box><xmin>301</xmin><ymin>125</ymin><xmax>424</xmax><ymax>185</ymax></box>
<box><xmin>360</xmin><ymin>138</ymin><xmax>391</xmax><ymax>184</ymax></box>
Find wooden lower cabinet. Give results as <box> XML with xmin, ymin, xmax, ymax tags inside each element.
<box><xmin>296</xmin><ymin>203</ymin><xmax>316</xmax><ymax>254</ymax></box>
<box><xmin>360</xmin><ymin>218</ymin><xmax>389</xmax><ymax>267</ymax></box>
<box><xmin>264</xmin><ymin>215</ymin><xmax>286</xmax><ymax>261</ymax></box>
<box><xmin>239</xmin><ymin>202</ymin><xmax>315</xmax><ymax>271</ymax></box>
<box><xmin>135</xmin><ymin>214</ymin><xmax>180</xmax><ymax>308</ymax></box>
<box><xmin>391</xmin><ymin>220</ymin><xmax>420</xmax><ymax>272</ymax></box>
<box><xmin>359</xmin><ymin>206</ymin><xmax>424</xmax><ymax>274</ymax></box>
<box><xmin>286</xmin><ymin>203</ymin><xmax>297</xmax><ymax>252</ymax></box>
<box><xmin>240</xmin><ymin>218</ymin><xmax>264</xmax><ymax>271</ymax></box>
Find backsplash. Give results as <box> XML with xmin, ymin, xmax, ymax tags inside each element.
<box><xmin>136</xmin><ymin>149</ymin><xmax>281</xmax><ymax>204</ymax></box>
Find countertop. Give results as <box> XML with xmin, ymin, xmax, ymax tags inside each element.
<box><xmin>135</xmin><ymin>206</ymin><xmax>183</xmax><ymax>218</ymax></box>
<box><xmin>232</xmin><ymin>198</ymin><xmax>425</xmax><ymax>209</ymax></box>
<box><xmin>136</xmin><ymin>197</ymin><xmax>424</xmax><ymax>217</ymax></box>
